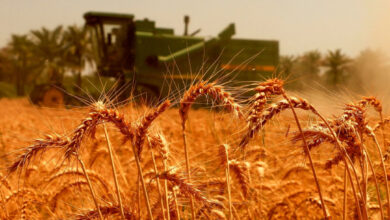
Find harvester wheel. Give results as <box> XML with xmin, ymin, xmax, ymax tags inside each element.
<box><xmin>41</xmin><ymin>87</ymin><xmax>65</xmax><ymax>108</ymax></box>
<box><xmin>29</xmin><ymin>84</ymin><xmax>65</xmax><ymax>108</ymax></box>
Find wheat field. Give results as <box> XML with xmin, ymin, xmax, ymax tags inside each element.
<box><xmin>0</xmin><ymin>78</ymin><xmax>389</xmax><ymax>219</ymax></box>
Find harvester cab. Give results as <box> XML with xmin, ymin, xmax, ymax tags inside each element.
<box><xmin>84</xmin><ymin>12</ymin><xmax>136</xmax><ymax>78</ymax></box>
<box><xmin>83</xmin><ymin>11</ymin><xmax>242</xmax><ymax>102</ymax></box>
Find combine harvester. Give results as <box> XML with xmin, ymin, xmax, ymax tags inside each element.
<box><xmin>31</xmin><ymin>11</ymin><xmax>279</xmax><ymax>106</ymax></box>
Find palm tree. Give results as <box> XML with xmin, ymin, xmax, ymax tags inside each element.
<box><xmin>300</xmin><ymin>50</ymin><xmax>322</xmax><ymax>81</ymax></box>
<box><xmin>7</xmin><ymin>34</ymin><xmax>35</xmax><ymax>95</ymax></box>
<box><xmin>0</xmin><ymin>48</ymin><xmax>11</xmax><ymax>82</ymax></box>
<box><xmin>323</xmin><ymin>49</ymin><xmax>351</xmax><ymax>86</ymax></box>
<box><xmin>63</xmin><ymin>25</ymin><xmax>92</xmax><ymax>92</ymax></box>
<box><xmin>30</xmin><ymin>26</ymin><xmax>65</xmax><ymax>84</ymax></box>
<box><xmin>279</xmin><ymin>55</ymin><xmax>297</xmax><ymax>76</ymax></box>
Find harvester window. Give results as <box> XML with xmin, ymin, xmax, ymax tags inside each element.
<box><xmin>86</xmin><ymin>26</ymin><xmax>101</xmax><ymax>64</ymax></box>
<box><xmin>103</xmin><ymin>24</ymin><xmax>120</xmax><ymax>45</ymax></box>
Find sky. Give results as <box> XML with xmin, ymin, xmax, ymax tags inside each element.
<box><xmin>1</xmin><ymin>0</ymin><xmax>390</xmax><ymax>57</ymax></box>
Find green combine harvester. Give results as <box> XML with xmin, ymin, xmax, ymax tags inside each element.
<box><xmin>31</xmin><ymin>11</ymin><xmax>279</xmax><ymax>106</ymax></box>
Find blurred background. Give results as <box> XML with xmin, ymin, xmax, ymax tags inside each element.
<box><xmin>0</xmin><ymin>0</ymin><xmax>389</xmax><ymax>106</ymax></box>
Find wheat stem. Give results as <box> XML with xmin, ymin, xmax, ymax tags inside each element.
<box><xmin>103</xmin><ymin>124</ymin><xmax>125</xmax><ymax>219</ymax></box>
<box><xmin>181</xmin><ymin>122</ymin><xmax>196</xmax><ymax>219</ymax></box>
<box><xmin>112</xmin><ymin>146</ymin><xmax>129</xmax><ymax>187</ymax></box>
<box><xmin>149</xmin><ymin>143</ymin><xmax>167</xmax><ymax>220</ymax></box>
<box><xmin>137</xmin><ymin>174</ymin><xmax>141</xmax><ymax>218</ymax></box>
<box><xmin>223</xmin><ymin>146</ymin><xmax>233</xmax><ymax>220</ymax></box>
<box><xmin>364</xmin><ymin>148</ymin><xmax>384</xmax><ymax>220</ymax></box>
<box><xmin>369</xmin><ymin>131</ymin><xmax>390</xmax><ymax>218</ymax></box>
<box><xmin>313</xmin><ymin>112</ymin><xmax>364</xmax><ymax>219</ymax></box>
<box><xmin>131</xmin><ymin>140</ymin><xmax>154</xmax><ymax>220</ymax></box>
<box><xmin>163</xmin><ymin>160</ymin><xmax>171</xmax><ymax>220</ymax></box>
<box><xmin>76</xmin><ymin>154</ymin><xmax>103</xmax><ymax>220</ymax></box>
<box><xmin>281</xmin><ymin>92</ymin><xmax>329</xmax><ymax>219</ymax></box>
<box><xmin>172</xmin><ymin>187</ymin><xmax>181</xmax><ymax>220</ymax></box>
<box><xmin>343</xmin><ymin>165</ymin><xmax>347</xmax><ymax>220</ymax></box>
<box><xmin>380</xmin><ymin>112</ymin><xmax>387</xmax><ymax>147</ymax></box>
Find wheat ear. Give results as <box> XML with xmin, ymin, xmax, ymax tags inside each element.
<box><xmin>243</xmin><ymin>92</ymin><xmax>330</xmax><ymax>219</ymax></box>
<box><xmin>266</xmin><ymin>95</ymin><xmax>368</xmax><ymax>218</ymax></box>
<box><xmin>8</xmin><ymin>135</ymin><xmax>68</xmax><ymax>174</ymax></box>
<box><xmin>75</xmin><ymin>205</ymin><xmax>135</xmax><ymax>220</ymax></box>
<box><xmin>245</xmin><ymin>79</ymin><xmax>285</xmax><ymax>148</ymax></box>
<box><xmin>20</xmin><ymin>197</ymin><xmax>29</xmax><ymax>220</ymax></box>
<box><xmin>179</xmin><ymin>81</ymin><xmax>242</xmax><ymax>218</ymax></box>
<box><xmin>359</xmin><ymin>96</ymin><xmax>385</xmax><ymax>139</ymax></box>
<box><xmin>135</xmin><ymin>100</ymin><xmax>171</xmax><ymax>159</ymax></box>
<box><xmin>156</xmin><ymin>169</ymin><xmax>211</xmax><ymax>207</ymax></box>
<box><xmin>5</xmin><ymin>188</ymin><xmax>37</xmax><ymax>204</ymax></box>
<box><xmin>46</xmin><ymin>168</ymin><xmax>111</xmax><ymax>194</ymax></box>
<box><xmin>94</xmin><ymin>106</ymin><xmax>153</xmax><ymax>219</ymax></box>
<box><xmin>240</xmin><ymin>97</ymin><xmax>317</xmax><ymax>148</ymax></box>
<box><xmin>228</xmin><ymin>160</ymin><xmax>250</xmax><ymax>197</ymax></box>
<box><xmin>257</xmin><ymin>95</ymin><xmax>365</xmax><ymax>218</ymax></box>
<box><xmin>93</xmin><ymin>108</ymin><xmax>134</xmax><ymax>141</ymax></box>
<box><xmin>49</xmin><ymin>180</ymin><xmax>89</xmax><ymax>211</ymax></box>
<box><xmin>179</xmin><ymin>81</ymin><xmax>242</xmax><ymax>124</ymax></box>
<box><xmin>135</xmin><ymin>100</ymin><xmax>171</xmax><ymax>220</ymax></box>
<box><xmin>149</xmin><ymin>133</ymin><xmax>171</xmax><ymax>220</ymax></box>
<box><xmin>313</xmin><ymin>114</ymin><xmax>364</xmax><ymax>219</ymax></box>
<box><xmin>64</xmin><ymin>115</ymin><xmax>101</xmax><ymax>158</ymax></box>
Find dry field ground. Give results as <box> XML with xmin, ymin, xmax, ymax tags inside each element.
<box><xmin>0</xmin><ymin>80</ymin><xmax>389</xmax><ymax>219</ymax></box>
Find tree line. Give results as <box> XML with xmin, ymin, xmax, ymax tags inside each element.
<box><xmin>0</xmin><ymin>24</ymin><xmax>388</xmax><ymax>97</ymax></box>
<box><xmin>279</xmin><ymin>49</ymin><xmax>390</xmax><ymax>90</ymax></box>
<box><xmin>0</xmin><ymin>25</ymin><xmax>92</xmax><ymax>96</ymax></box>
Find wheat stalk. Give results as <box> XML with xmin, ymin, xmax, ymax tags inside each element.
<box><xmin>179</xmin><ymin>81</ymin><xmax>242</xmax><ymax>219</ymax></box>
<box><xmin>76</xmin><ymin>153</ymin><xmax>103</xmax><ymax>220</ymax></box>
<box><xmin>147</xmin><ymin>136</ymin><xmax>167</xmax><ymax>220</ymax></box>
<box><xmin>241</xmin><ymin>93</ymin><xmax>330</xmax><ymax>218</ymax></box>
<box><xmin>93</xmin><ymin>103</ymin><xmax>158</xmax><ymax>219</ymax></box>
<box><xmin>364</xmin><ymin>147</ymin><xmax>384</xmax><ymax>220</ymax></box>
<box><xmin>102</xmin><ymin>123</ymin><xmax>125</xmax><ymax>219</ymax></box>
<box><xmin>366</xmin><ymin>126</ymin><xmax>390</xmax><ymax>218</ymax></box>
<box><xmin>172</xmin><ymin>186</ymin><xmax>180</xmax><ymax>220</ymax></box>
<box><xmin>219</xmin><ymin>144</ymin><xmax>233</xmax><ymax>219</ymax></box>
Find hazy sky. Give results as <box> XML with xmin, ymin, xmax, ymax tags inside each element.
<box><xmin>1</xmin><ymin>0</ymin><xmax>389</xmax><ymax>56</ymax></box>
